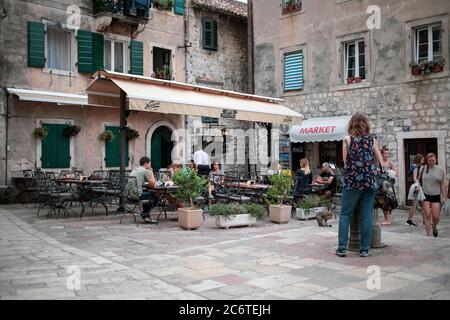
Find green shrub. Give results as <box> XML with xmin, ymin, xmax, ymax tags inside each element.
<box><xmin>297</xmin><ymin>195</ymin><xmax>320</xmax><ymax>211</ymax></box>
<box><xmin>33</xmin><ymin>127</ymin><xmax>49</xmax><ymax>140</ymax></box>
<box><xmin>243</xmin><ymin>203</ymin><xmax>266</xmax><ymax>220</ymax></box>
<box><xmin>172</xmin><ymin>167</ymin><xmax>207</xmax><ymax>207</ymax></box>
<box><xmin>266</xmin><ymin>173</ymin><xmax>292</xmax><ymax>205</ymax></box>
<box><xmin>209</xmin><ymin>203</ymin><xmax>246</xmax><ymax>220</ymax></box>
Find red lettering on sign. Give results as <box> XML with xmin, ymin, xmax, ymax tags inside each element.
<box><xmin>299</xmin><ymin>125</ymin><xmax>338</xmax><ymax>135</ymax></box>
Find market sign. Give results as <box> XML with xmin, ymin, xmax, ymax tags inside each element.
<box><xmin>289</xmin><ymin>115</ymin><xmax>352</xmax><ymax>143</ymax></box>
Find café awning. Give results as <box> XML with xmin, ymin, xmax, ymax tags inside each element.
<box><xmin>289</xmin><ymin>115</ymin><xmax>351</xmax><ymax>143</ymax></box>
<box><xmin>7</xmin><ymin>88</ymin><xmax>88</xmax><ymax>105</ymax></box>
<box><xmin>86</xmin><ymin>70</ymin><xmax>303</xmax><ymax>125</ymax></box>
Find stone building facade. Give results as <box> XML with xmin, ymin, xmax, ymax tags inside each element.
<box><xmin>250</xmin><ymin>0</ymin><xmax>450</xmax><ymax>205</ymax></box>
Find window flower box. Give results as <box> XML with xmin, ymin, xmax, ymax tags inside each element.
<box><xmin>346</xmin><ymin>77</ymin><xmax>354</xmax><ymax>84</ymax></box>
<box><xmin>282</xmin><ymin>0</ymin><xmax>302</xmax><ymax>14</ymax></box>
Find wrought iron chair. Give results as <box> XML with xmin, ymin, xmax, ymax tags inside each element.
<box><xmin>37</xmin><ymin>174</ymin><xmax>78</xmax><ymax>218</ymax></box>
<box><xmin>119</xmin><ymin>175</ymin><xmax>154</xmax><ymax>226</ymax></box>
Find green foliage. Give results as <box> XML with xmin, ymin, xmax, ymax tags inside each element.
<box><xmin>33</xmin><ymin>127</ymin><xmax>49</xmax><ymax>140</ymax></box>
<box><xmin>63</xmin><ymin>125</ymin><xmax>81</xmax><ymax>137</ymax></box>
<box><xmin>172</xmin><ymin>167</ymin><xmax>207</xmax><ymax>207</ymax></box>
<box><xmin>297</xmin><ymin>195</ymin><xmax>320</xmax><ymax>211</ymax></box>
<box><xmin>209</xmin><ymin>203</ymin><xmax>266</xmax><ymax>221</ymax></box>
<box><xmin>243</xmin><ymin>203</ymin><xmax>266</xmax><ymax>220</ymax></box>
<box><xmin>154</xmin><ymin>0</ymin><xmax>173</xmax><ymax>10</ymax></box>
<box><xmin>126</xmin><ymin>128</ymin><xmax>140</xmax><ymax>140</ymax></box>
<box><xmin>319</xmin><ymin>195</ymin><xmax>332</xmax><ymax>210</ymax></box>
<box><xmin>99</xmin><ymin>130</ymin><xmax>115</xmax><ymax>143</ymax></box>
<box><xmin>266</xmin><ymin>173</ymin><xmax>292</xmax><ymax>205</ymax></box>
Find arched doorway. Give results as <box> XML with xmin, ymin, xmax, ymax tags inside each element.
<box><xmin>151</xmin><ymin>126</ymin><xmax>174</xmax><ymax>172</ymax></box>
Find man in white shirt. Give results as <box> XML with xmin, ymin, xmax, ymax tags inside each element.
<box><xmin>193</xmin><ymin>143</ymin><xmax>211</xmax><ymax>177</ymax></box>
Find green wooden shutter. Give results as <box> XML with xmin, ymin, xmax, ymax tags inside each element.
<box><xmin>27</xmin><ymin>21</ymin><xmax>45</xmax><ymax>68</ymax></box>
<box><xmin>202</xmin><ymin>18</ymin><xmax>217</xmax><ymax>50</ymax></box>
<box><xmin>130</xmin><ymin>40</ymin><xmax>144</xmax><ymax>75</ymax></box>
<box><xmin>105</xmin><ymin>126</ymin><xmax>129</xmax><ymax>167</ymax></box>
<box><xmin>284</xmin><ymin>51</ymin><xmax>304</xmax><ymax>91</ymax></box>
<box><xmin>78</xmin><ymin>30</ymin><xmax>104</xmax><ymax>73</ymax></box>
<box><xmin>174</xmin><ymin>0</ymin><xmax>185</xmax><ymax>15</ymax></box>
<box><xmin>41</xmin><ymin>124</ymin><xmax>70</xmax><ymax>169</ymax></box>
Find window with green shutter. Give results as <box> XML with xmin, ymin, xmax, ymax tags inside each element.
<box><xmin>41</xmin><ymin>124</ymin><xmax>71</xmax><ymax>169</ymax></box>
<box><xmin>202</xmin><ymin>18</ymin><xmax>218</xmax><ymax>51</ymax></box>
<box><xmin>27</xmin><ymin>21</ymin><xmax>46</xmax><ymax>68</ymax></box>
<box><xmin>130</xmin><ymin>40</ymin><xmax>144</xmax><ymax>75</ymax></box>
<box><xmin>174</xmin><ymin>0</ymin><xmax>185</xmax><ymax>15</ymax></box>
<box><xmin>105</xmin><ymin>126</ymin><xmax>129</xmax><ymax>168</ymax></box>
<box><xmin>77</xmin><ymin>30</ymin><xmax>104</xmax><ymax>73</ymax></box>
<box><xmin>284</xmin><ymin>51</ymin><xmax>304</xmax><ymax>91</ymax></box>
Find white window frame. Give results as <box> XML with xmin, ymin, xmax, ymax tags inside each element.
<box><xmin>344</xmin><ymin>39</ymin><xmax>365</xmax><ymax>81</ymax></box>
<box><xmin>104</xmin><ymin>39</ymin><xmax>128</xmax><ymax>74</ymax></box>
<box><xmin>414</xmin><ymin>23</ymin><xmax>442</xmax><ymax>63</ymax></box>
<box><xmin>42</xmin><ymin>21</ymin><xmax>76</xmax><ymax>76</ymax></box>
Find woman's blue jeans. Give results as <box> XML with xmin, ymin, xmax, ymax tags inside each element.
<box><xmin>338</xmin><ymin>188</ymin><xmax>376</xmax><ymax>252</ymax></box>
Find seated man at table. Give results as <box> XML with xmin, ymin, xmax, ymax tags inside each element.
<box><xmin>314</xmin><ymin>162</ymin><xmax>337</xmax><ymax>199</ymax></box>
<box><xmin>130</xmin><ymin>156</ymin><xmax>157</xmax><ymax>223</ymax></box>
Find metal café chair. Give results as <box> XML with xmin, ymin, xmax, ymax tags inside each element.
<box><xmin>119</xmin><ymin>175</ymin><xmax>154</xmax><ymax>226</ymax></box>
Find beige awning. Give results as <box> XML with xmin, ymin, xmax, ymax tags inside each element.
<box><xmin>86</xmin><ymin>70</ymin><xmax>303</xmax><ymax>125</ymax></box>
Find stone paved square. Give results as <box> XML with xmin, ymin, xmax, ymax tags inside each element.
<box><xmin>0</xmin><ymin>205</ymin><xmax>449</xmax><ymax>300</ymax></box>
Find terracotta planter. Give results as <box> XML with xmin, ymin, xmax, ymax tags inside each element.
<box><xmin>354</xmin><ymin>76</ymin><xmax>361</xmax><ymax>83</ymax></box>
<box><xmin>411</xmin><ymin>66</ymin><xmax>421</xmax><ymax>76</ymax></box>
<box><xmin>178</xmin><ymin>208</ymin><xmax>203</xmax><ymax>230</ymax></box>
<box><xmin>432</xmin><ymin>65</ymin><xmax>443</xmax><ymax>73</ymax></box>
<box><xmin>346</xmin><ymin>78</ymin><xmax>354</xmax><ymax>84</ymax></box>
<box><xmin>269</xmin><ymin>205</ymin><xmax>291</xmax><ymax>224</ymax></box>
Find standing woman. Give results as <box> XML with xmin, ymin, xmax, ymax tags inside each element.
<box><xmin>406</xmin><ymin>153</ymin><xmax>424</xmax><ymax>226</ymax></box>
<box><xmin>379</xmin><ymin>146</ymin><xmax>398</xmax><ymax>225</ymax></box>
<box><xmin>419</xmin><ymin>153</ymin><xmax>446</xmax><ymax>237</ymax></box>
<box><xmin>336</xmin><ymin>113</ymin><xmax>382</xmax><ymax>257</ymax></box>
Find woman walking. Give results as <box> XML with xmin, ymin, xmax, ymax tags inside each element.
<box><xmin>379</xmin><ymin>146</ymin><xmax>397</xmax><ymax>225</ymax></box>
<box><xmin>406</xmin><ymin>154</ymin><xmax>424</xmax><ymax>226</ymax></box>
<box><xmin>336</xmin><ymin>113</ymin><xmax>382</xmax><ymax>257</ymax></box>
<box><xmin>419</xmin><ymin>153</ymin><xmax>446</xmax><ymax>237</ymax></box>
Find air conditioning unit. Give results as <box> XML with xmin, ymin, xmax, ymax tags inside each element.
<box><xmin>279</xmin><ymin>124</ymin><xmax>291</xmax><ymax>135</ymax></box>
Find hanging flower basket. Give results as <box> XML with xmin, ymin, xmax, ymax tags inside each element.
<box><xmin>127</xmin><ymin>128</ymin><xmax>140</xmax><ymax>141</ymax></box>
<box><xmin>63</xmin><ymin>125</ymin><xmax>81</xmax><ymax>137</ymax></box>
<box><xmin>33</xmin><ymin>127</ymin><xmax>49</xmax><ymax>140</ymax></box>
<box><xmin>99</xmin><ymin>130</ymin><xmax>115</xmax><ymax>143</ymax></box>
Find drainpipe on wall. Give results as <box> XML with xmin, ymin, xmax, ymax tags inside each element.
<box><xmin>247</xmin><ymin>0</ymin><xmax>255</xmax><ymax>94</ymax></box>
<box><xmin>4</xmin><ymin>89</ymin><xmax>9</xmax><ymax>186</ymax></box>
<box><xmin>183</xmin><ymin>1</ymin><xmax>191</xmax><ymax>164</ymax></box>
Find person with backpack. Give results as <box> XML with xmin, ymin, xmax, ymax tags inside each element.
<box><xmin>418</xmin><ymin>153</ymin><xmax>446</xmax><ymax>237</ymax></box>
<box><xmin>406</xmin><ymin>154</ymin><xmax>424</xmax><ymax>226</ymax></box>
<box><xmin>336</xmin><ymin>113</ymin><xmax>382</xmax><ymax>258</ymax></box>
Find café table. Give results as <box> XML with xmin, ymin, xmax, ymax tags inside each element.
<box><xmin>56</xmin><ymin>178</ymin><xmax>106</xmax><ymax>216</ymax></box>
<box><xmin>143</xmin><ymin>183</ymin><xmax>179</xmax><ymax>223</ymax></box>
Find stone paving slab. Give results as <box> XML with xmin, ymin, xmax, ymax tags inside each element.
<box><xmin>0</xmin><ymin>205</ymin><xmax>450</xmax><ymax>300</ymax></box>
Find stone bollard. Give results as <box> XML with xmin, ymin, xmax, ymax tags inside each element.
<box><xmin>348</xmin><ymin>208</ymin><xmax>387</xmax><ymax>251</ymax></box>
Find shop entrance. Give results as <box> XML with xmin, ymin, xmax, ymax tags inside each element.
<box><xmin>404</xmin><ymin>138</ymin><xmax>438</xmax><ymax>205</ymax></box>
<box><xmin>151</xmin><ymin>126</ymin><xmax>174</xmax><ymax>172</ymax></box>
<box><xmin>291</xmin><ymin>142</ymin><xmax>305</xmax><ymax>172</ymax></box>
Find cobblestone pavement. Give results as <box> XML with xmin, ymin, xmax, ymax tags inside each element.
<box><xmin>0</xmin><ymin>204</ymin><xmax>449</xmax><ymax>300</ymax></box>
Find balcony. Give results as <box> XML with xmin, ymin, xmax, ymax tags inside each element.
<box><xmin>93</xmin><ymin>0</ymin><xmax>152</xmax><ymax>34</ymax></box>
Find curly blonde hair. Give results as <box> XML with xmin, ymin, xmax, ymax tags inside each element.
<box><xmin>347</xmin><ymin>113</ymin><xmax>371</xmax><ymax>136</ymax></box>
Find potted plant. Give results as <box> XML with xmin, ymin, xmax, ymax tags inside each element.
<box><xmin>33</xmin><ymin>127</ymin><xmax>49</xmax><ymax>140</ymax></box>
<box><xmin>346</xmin><ymin>77</ymin><xmax>354</xmax><ymax>84</ymax></box>
<box><xmin>99</xmin><ymin>130</ymin><xmax>115</xmax><ymax>143</ymax></box>
<box><xmin>63</xmin><ymin>125</ymin><xmax>81</xmax><ymax>137</ymax></box>
<box><xmin>354</xmin><ymin>76</ymin><xmax>362</xmax><ymax>83</ymax></box>
<box><xmin>266</xmin><ymin>171</ymin><xmax>292</xmax><ymax>224</ymax></box>
<box><xmin>296</xmin><ymin>195</ymin><xmax>320</xmax><ymax>220</ymax></box>
<box><xmin>432</xmin><ymin>59</ymin><xmax>445</xmax><ymax>73</ymax></box>
<box><xmin>420</xmin><ymin>61</ymin><xmax>432</xmax><ymax>75</ymax></box>
<box><xmin>154</xmin><ymin>0</ymin><xmax>173</xmax><ymax>11</ymax></box>
<box><xmin>172</xmin><ymin>167</ymin><xmax>208</xmax><ymax>230</ymax></box>
<box><xmin>411</xmin><ymin>63</ymin><xmax>421</xmax><ymax>76</ymax></box>
<box><xmin>209</xmin><ymin>203</ymin><xmax>265</xmax><ymax>229</ymax></box>
<box><xmin>126</xmin><ymin>127</ymin><xmax>140</xmax><ymax>141</ymax></box>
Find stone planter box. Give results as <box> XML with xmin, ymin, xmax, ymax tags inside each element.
<box><xmin>269</xmin><ymin>205</ymin><xmax>291</xmax><ymax>224</ymax></box>
<box><xmin>215</xmin><ymin>214</ymin><xmax>257</xmax><ymax>229</ymax></box>
<box><xmin>178</xmin><ymin>208</ymin><xmax>203</xmax><ymax>230</ymax></box>
<box><xmin>296</xmin><ymin>207</ymin><xmax>327</xmax><ymax>220</ymax></box>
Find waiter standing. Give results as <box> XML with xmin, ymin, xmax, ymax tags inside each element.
<box><xmin>194</xmin><ymin>142</ymin><xmax>211</xmax><ymax>177</ymax></box>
